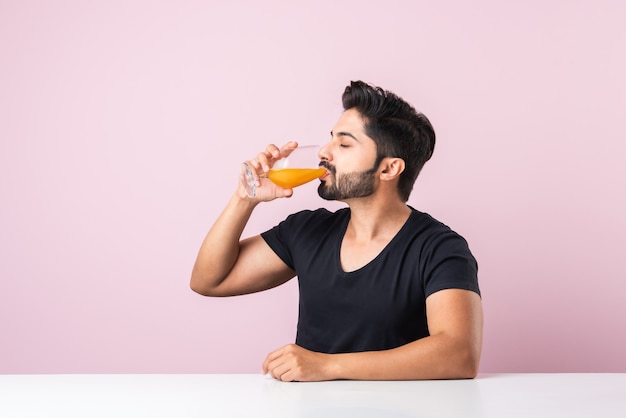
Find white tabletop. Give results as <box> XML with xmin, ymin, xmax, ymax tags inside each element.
<box><xmin>1</xmin><ymin>373</ymin><xmax>624</xmax><ymax>417</ymax></box>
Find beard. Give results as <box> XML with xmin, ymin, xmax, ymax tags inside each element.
<box><xmin>317</xmin><ymin>160</ymin><xmax>379</xmax><ymax>201</ymax></box>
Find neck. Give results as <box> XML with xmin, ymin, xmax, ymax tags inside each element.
<box><xmin>343</xmin><ymin>194</ymin><xmax>412</xmax><ymax>241</ymax></box>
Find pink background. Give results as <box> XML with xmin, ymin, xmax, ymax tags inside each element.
<box><xmin>1</xmin><ymin>0</ymin><xmax>625</xmax><ymax>374</ymax></box>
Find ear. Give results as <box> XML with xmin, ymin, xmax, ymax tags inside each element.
<box><xmin>379</xmin><ymin>157</ymin><xmax>405</xmax><ymax>180</ymax></box>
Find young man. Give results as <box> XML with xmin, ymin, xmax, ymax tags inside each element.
<box><xmin>190</xmin><ymin>81</ymin><xmax>483</xmax><ymax>382</ymax></box>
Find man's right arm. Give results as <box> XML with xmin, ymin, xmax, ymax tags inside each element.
<box><xmin>190</xmin><ymin>192</ymin><xmax>295</xmax><ymax>296</ymax></box>
<box><xmin>190</xmin><ymin>143</ymin><xmax>299</xmax><ymax>297</ymax></box>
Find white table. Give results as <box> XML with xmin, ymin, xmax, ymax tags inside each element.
<box><xmin>1</xmin><ymin>373</ymin><xmax>624</xmax><ymax>417</ymax></box>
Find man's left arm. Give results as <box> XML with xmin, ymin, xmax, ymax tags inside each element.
<box><xmin>262</xmin><ymin>288</ymin><xmax>483</xmax><ymax>381</ymax></box>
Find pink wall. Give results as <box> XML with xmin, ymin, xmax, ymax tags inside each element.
<box><xmin>1</xmin><ymin>0</ymin><xmax>625</xmax><ymax>374</ymax></box>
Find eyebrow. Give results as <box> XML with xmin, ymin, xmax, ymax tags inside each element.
<box><xmin>330</xmin><ymin>131</ymin><xmax>360</xmax><ymax>142</ymax></box>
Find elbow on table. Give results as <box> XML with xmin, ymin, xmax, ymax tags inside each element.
<box><xmin>458</xmin><ymin>360</ymin><xmax>480</xmax><ymax>380</ymax></box>
<box><xmin>438</xmin><ymin>359</ymin><xmax>479</xmax><ymax>380</ymax></box>
<box><xmin>430</xmin><ymin>342</ymin><xmax>481</xmax><ymax>380</ymax></box>
<box><xmin>452</xmin><ymin>347</ymin><xmax>481</xmax><ymax>379</ymax></box>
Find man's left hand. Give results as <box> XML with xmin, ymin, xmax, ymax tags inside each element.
<box><xmin>262</xmin><ymin>344</ymin><xmax>335</xmax><ymax>382</ymax></box>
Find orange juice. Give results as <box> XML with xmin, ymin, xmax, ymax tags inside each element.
<box><xmin>268</xmin><ymin>168</ymin><xmax>326</xmax><ymax>188</ymax></box>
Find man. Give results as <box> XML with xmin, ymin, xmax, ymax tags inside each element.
<box><xmin>190</xmin><ymin>81</ymin><xmax>483</xmax><ymax>382</ymax></box>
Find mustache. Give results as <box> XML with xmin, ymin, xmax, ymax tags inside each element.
<box><xmin>319</xmin><ymin>160</ymin><xmax>335</xmax><ymax>175</ymax></box>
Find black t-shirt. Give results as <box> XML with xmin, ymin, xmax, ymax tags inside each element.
<box><xmin>261</xmin><ymin>207</ymin><xmax>480</xmax><ymax>354</ymax></box>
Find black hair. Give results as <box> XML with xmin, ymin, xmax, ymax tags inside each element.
<box><xmin>342</xmin><ymin>80</ymin><xmax>436</xmax><ymax>201</ymax></box>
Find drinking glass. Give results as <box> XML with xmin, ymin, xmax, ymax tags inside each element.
<box><xmin>241</xmin><ymin>145</ymin><xmax>326</xmax><ymax>198</ymax></box>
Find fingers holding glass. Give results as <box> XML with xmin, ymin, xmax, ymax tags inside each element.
<box><xmin>241</xmin><ymin>143</ymin><xmax>325</xmax><ymax>198</ymax></box>
<box><xmin>241</xmin><ymin>145</ymin><xmax>283</xmax><ymax>198</ymax></box>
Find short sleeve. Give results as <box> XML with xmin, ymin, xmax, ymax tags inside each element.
<box><xmin>421</xmin><ymin>229</ymin><xmax>480</xmax><ymax>298</ymax></box>
<box><xmin>261</xmin><ymin>214</ymin><xmax>298</xmax><ymax>270</ymax></box>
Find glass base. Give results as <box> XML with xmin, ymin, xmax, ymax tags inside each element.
<box><xmin>241</xmin><ymin>163</ymin><xmax>257</xmax><ymax>197</ymax></box>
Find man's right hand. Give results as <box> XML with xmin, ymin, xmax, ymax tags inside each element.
<box><xmin>239</xmin><ymin>142</ymin><xmax>299</xmax><ymax>201</ymax></box>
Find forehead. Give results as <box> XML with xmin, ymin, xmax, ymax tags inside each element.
<box><xmin>336</xmin><ymin>109</ymin><xmax>364</xmax><ymax>129</ymax></box>
<box><xmin>334</xmin><ymin>108</ymin><xmax>365</xmax><ymax>131</ymax></box>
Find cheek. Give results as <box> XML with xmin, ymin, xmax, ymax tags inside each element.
<box><xmin>338</xmin><ymin>154</ymin><xmax>371</xmax><ymax>172</ymax></box>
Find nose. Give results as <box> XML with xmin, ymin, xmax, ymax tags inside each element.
<box><xmin>318</xmin><ymin>142</ymin><xmax>331</xmax><ymax>162</ymax></box>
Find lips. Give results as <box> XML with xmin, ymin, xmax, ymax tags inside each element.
<box><xmin>318</xmin><ymin>162</ymin><xmax>332</xmax><ymax>181</ymax></box>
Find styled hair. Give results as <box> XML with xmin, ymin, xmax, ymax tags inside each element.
<box><xmin>342</xmin><ymin>80</ymin><xmax>436</xmax><ymax>202</ymax></box>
